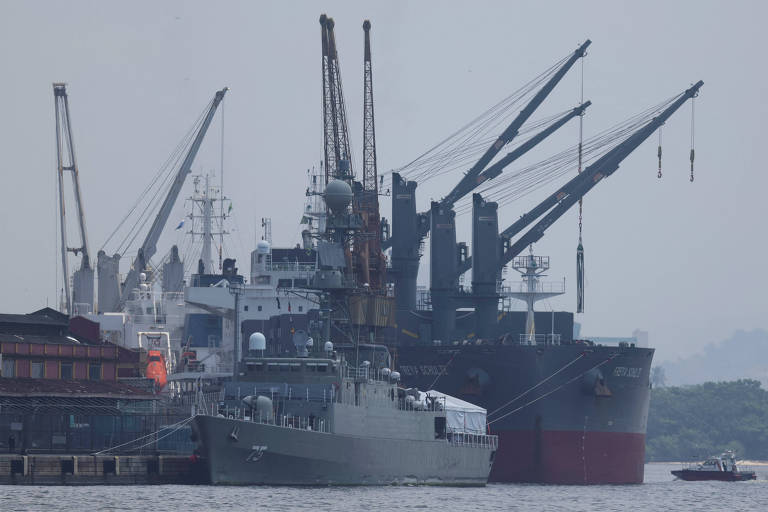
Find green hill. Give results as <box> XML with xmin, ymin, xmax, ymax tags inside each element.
<box><xmin>646</xmin><ymin>379</ymin><xmax>768</xmax><ymax>461</ymax></box>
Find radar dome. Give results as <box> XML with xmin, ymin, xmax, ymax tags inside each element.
<box><xmin>249</xmin><ymin>332</ymin><xmax>266</xmax><ymax>351</ymax></box>
<box><xmin>324</xmin><ymin>179</ymin><xmax>353</xmax><ymax>214</ymax></box>
<box><xmin>324</xmin><ymin>341</ymin><xmax>334</xmax><ymax>353</ymax></box>
<box><xmin>256</xmin><ymin>240</ymin><xmax>271</xmax><ymax>254</ymax></box>
<box><xmin>390</xmin><ymin>371</ymin><xmax>401</xmax><ymax>381</ymax></box>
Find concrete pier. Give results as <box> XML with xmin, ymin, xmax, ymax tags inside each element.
<box><xmin>0</xmin><ymin>454</ymin><xmax>204</xmax><ymax>485</ymax></box>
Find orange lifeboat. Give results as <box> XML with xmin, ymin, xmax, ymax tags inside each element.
<box><xmin>146</xmin><ymin>350</ymin><xmax>168</xmax><ymax>390</ymax></box>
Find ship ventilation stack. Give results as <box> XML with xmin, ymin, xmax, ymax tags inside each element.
<box><xmin>390</xmin><ymin>173</ymin><xmax>421</xmax><ymax>312</ymax></box>
<box><xmin>504</xmin><ymin>249</ymin><xmax>565</xmax><ymax>345</ymax></box>
<box><xmin>429</xmin><ymin>201</ymin><xmax>458</xmax><ymax>343</ymax></box>
<box><xmin>471</xmin><ymin>194</ymin><xmax>500</xmax><ymax>339</ymax></box>
<box><xmin>162</xmin><ymin>245</ymin><xmax>184</xmax><ymax>293</ymax></box>
<box><xmin>97</xmin><ymin>250</ymin><xmax>121</xmax><ymax>313</ymax></box>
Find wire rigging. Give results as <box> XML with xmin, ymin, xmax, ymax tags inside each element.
<box><xmin>100</xmin><ymin>98</ymin><xmax>215</xmax><ymax>256</ymax></box>
<box><xmin>451</xmin><ymin>92</ymin><xmax>682</xmax><ymax>216</ymax></box>
<box><xmin>384</xmin><ymin>53</ymin><xmax>572</xmax><ymax>186</ymax></box>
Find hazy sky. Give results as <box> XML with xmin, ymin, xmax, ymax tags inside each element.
<box><xmin>1</xmin><ymin>1</ymin><xmax>766</xmax><ymax>363</ymax></box>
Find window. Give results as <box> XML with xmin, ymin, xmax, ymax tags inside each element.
<box><xmin>1</xmin><ymin>358</ymin><xmax>15</xmax><ymax>378</ymax></box>
<box><xmin>31</xmin><ymin>362</ymin><xmax>44</xmax><ymax>379</ymax></box>
<box><xmin>298</xmin><ymin>306</ymin><xmax>303</xmax><ymax>312</ymax></box>
<box><xmin>61</xmin><ymin>362</ymin><xmax>73</xmax><ymax>380</ymax></box>
<box><xmin>89</xmin><ymin>363</ymin><xmax>101</xmax><ymax>381</ymax></box>
<box><xmin>257</xmin><ymin>305</ymin><xmax>262</xmax><ymax>312</ymax></box>
<box><xmin>277</xmin><ymin>279</ymin><xmax>292</xmax><ymax>288</ymax></box>
<box><xmin>244</xmin><ymin>305</ymin><xmax>249</xmax><ymax>312</ymax></box>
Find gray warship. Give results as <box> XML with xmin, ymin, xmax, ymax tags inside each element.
<box><xmin>190</xmin><ymin>338</ymin><xmax>497</xmax><ymax>485</ymax></box>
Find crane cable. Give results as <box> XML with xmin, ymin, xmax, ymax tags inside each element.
<box><xmin>576</xmin><ymin>56</ymin><xmax>585</xmax><ymax>314</ymax></box>
<box><xmin>390</xmin><ymin>53</ymin><xmax>571</xmax><ymax>183</ymax></box>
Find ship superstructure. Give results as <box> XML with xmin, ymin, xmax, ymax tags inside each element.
<box><xmin>191</xmin><ymin>348</ymin><xmax>497</xmax><ymax>485</ymax></box>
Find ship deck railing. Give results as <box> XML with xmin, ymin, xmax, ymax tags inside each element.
<box><xmin>518</xmin><ymin>333</ymin><xmax>561</xmax><ymax>346</ymax></box>
<box><xmin>446</xmin><ymin>428</ymin><xmax>498</xmax><ymax>450</ymax></box>
<box><xmin>202</xmin><ymin>405</ymin><xmax>332</xmax><ymax>434</ymax></box>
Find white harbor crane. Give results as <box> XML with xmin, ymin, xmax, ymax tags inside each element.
<box><xmin>101</xmin><ymin>87</ymin><xmax>228</xmax><ymax>312</ymax></box>
<box><xmin>53</xmin><ymin>83</ymin><xmax>93</xmax><ymax>316</ymax></box>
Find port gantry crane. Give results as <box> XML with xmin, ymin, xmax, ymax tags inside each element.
<box><xmin>53</xmin><ymin>83</ymin><xmax>93</xmax><ymax>316</ymax></box>
<box><xmin>446</xmin><ymin>80</ymin><xmax>704</xmax><ymax>339</ymax></box>
<box><xmin>386</xmin><ymin>40</ymin><xmax>592</xmax><ymax>314</ymax></box>
<box><xmin>110</xmin><ymin>87</ymin><xmax>228</xmax><ymax>311</ymax></box>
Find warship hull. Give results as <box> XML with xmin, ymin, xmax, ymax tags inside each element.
<box><xmin>191</xmin><ymin>415</ymin><xmax>495</xmax><ymax>486</ymax></box>
<box><xmin>395</xmin><ymin>343</ymin><xmax>653</xmax><ymax>484</ymax></box>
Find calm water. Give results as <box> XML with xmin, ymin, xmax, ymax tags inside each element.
<box><xmin>2</xmin><ymin>463</ymin><xmax>767</xmax><ymax>511</ymax></box>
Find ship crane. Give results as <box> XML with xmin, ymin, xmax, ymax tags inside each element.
<box><xmin>388</xmin><ymin>40</ymin><xmax>590</xmax><ymax>313</ymax></box>
<box><xmin>53</xmin><ymin>83</ymin><xmax>93</xmax><ymax>315</ymax></box>
<box><xmin>458</xmin><ymin>80</ymin><xmax>703</xmax><ymax>339</ymax></box>
<box><xmin>461</xmin><ymin>80</ymin><xmax>704</xmax><ymax>276</ymax></box>
<box><xmin>320</xmin><ymin>15</ymin><xmax>354</xmax><ymax>184</ymax></box>
<box><xmin>114</xmin><ymin>87</ymin><xmax>228</xmax><ymax>311</ymax></box>
<box><xmin>356</xmin><ymin>19</ymin><xmax>385</xmax><ymax>290</ymax></box>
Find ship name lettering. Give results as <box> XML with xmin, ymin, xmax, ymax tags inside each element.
<box><xmin>612</xmin><ymin>366</ymin><xmax>641</xmax><ymax>378</ymax></box>
<box><xmin>396</xmin><ymin>365</ymin><xmax>447</xmax><ymax>376</ymax></box>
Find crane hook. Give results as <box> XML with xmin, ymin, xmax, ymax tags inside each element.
<box><xmin>657</xmin><ymin>127</ymin><xmax>662</xmax><ymax>179</ymax></box>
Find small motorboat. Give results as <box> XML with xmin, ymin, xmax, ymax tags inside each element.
<box><xmin>672</xmin><ymin>451</ymin><xmax>756</xmax><ymax>481</ymax></box>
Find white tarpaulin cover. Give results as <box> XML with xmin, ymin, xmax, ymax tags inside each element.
<box><xmin>424</xmin><ymin>390</ymin><xmax>487</xmax><ymax>434</ymax></box>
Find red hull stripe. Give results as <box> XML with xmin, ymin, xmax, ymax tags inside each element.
<box><xmin>490</xmin><ymin>430</ymin><xmax>646</xmax><ymax>484</ymax></box>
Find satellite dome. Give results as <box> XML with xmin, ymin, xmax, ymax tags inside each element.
<box><xmin>324</xmin><ymin>179</ymin><xmax>353</xmax><ymax>214</ymax></box>
<box><xmin>249</xmin><ymin>332</ymin><xmax>266</xmax><ymax>351</ymax></box>
<box><xmin>256</xmin><ymin>240</ymin><xmax>271</xmax><ymax>254</ymax></box>
<box><xmin>139</xmin><ymin>272</ymin><xmax>147</xmax><ymax>282</ymax></box>
<box><xmin>324</xmin><ymin>341</ymin><xmax>334</xmax><ymax>353</ymax></box>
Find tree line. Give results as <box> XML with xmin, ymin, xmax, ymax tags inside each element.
<box><xmin>646</xmin><ymin>379</ymin><xmax>768</xmax><ymax>461</ymax></box>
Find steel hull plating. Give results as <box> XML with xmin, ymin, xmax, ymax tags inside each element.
<box><xmin>395</xmin><ymin>343</ymin><xmax>654</xmax><ymax>484</ymax></box>
<box><xmin>191</xmin><ymin>415</ymin><xmax>494</xmax><ymax>486</ymax></box>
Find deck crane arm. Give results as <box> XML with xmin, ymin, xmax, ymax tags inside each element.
<box><xmin>382</xmin><ymin>41</ymin><xmax>591</xmax><ymax>252</ymax></box>
<box><xmin>441</xmin><ymin>40</ymin><xmax>591</xmax><ymax>208</ymax></box>
<box><xmin>476</xmin><ymin>101</ymin><xmax>591</xmax><ymax>184</ymax></box>
<box><xmin>456</xmin><ymin>80</ymin><xmax>703</xmax><ymax>275</ymax></box>
<box><xmin>118</xmin><ymin>87</ymin><xmax>228</xmax><ymax>308</ymax></box>
<box><xmin>381</xmin><ymin>101</ymin><xmax>591</xmax><ymax>252</ymax></box>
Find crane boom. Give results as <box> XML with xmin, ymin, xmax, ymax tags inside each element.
<box><xmin>362</xmin><ymin>19</ymin><xmax>378</xmax><ymax>194</ymax></box>
<box><xmin>320</xmin><ymin>15</ymin><xmax>353</xmax><ymax>183</ymax></box>
<box><xmin>441</xmin><ymin>40</ymin><xmax>590</xmax><ymax>207</ymax></box>
<box><xmin>118</xmin><ymin>87</ymin><xmax>228</xmax><ymax>308</ymax></box>
<box><xmin>54</xmin><ymin>83</ymin><xmax>92</xmax><ymax>315</ymax></box>
<box><xmin>476</xmin><ymin>102</ymin><xmax>591</xmax><ymax>185</ymax></box>
<box><xmin>381</xmin><ymin>101</ymin><xmax>590</xmax><ymax>252</ymax></box>
<box><xmin>457</xmin><ymin>80</ymin><xmax>703</xmax><ymax>275</ymax></box>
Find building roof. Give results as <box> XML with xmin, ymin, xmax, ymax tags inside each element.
<box><xmin>0</xmin><ymin>333</ymin><xmax>83</xmax><ymax>346</ymax></box>
<box><xmin>0</xmin><ymin>378</ymin><xmax>156</xmax><ymax>400</ymax></box>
